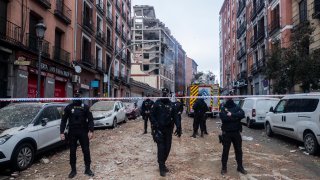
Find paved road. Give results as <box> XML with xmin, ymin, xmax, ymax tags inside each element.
<box><xmin>0</xmin><ymin>114</ymin><xmax>319</xmax><ymax>179</ymax></box>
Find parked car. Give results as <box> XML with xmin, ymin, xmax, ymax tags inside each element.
<box><xmin>91</xmin><ymin>101</ymin><xmax>127</xmax><ymax>128</ymax></box>
<box><xmin>239</xmin><ymin>97</ymin><xmax>280</xmax><ymax>128</ymax></box>
<box><xmin>0</xmin><ymin>103</ymin><xmax>67</xmax><ymax>171</ymax></box>
<box><xmin>265</xmin><ymin>94</ymin><xmax>320</xmax><ymax>155</ymax></box>
<box><xmin>124</xmin><ymin>102</ymin><xmax>140</xmax><ymax>120</ymax></box>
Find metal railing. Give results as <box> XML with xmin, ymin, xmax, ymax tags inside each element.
<box><xmin>26</xmin><ymin>33</ymin><xmax>50</xmax><ymax>58</ymax></box>
<box><xmin>115</xmin><ymin>24</ymin><xmax>122</xmax><ymax>35</ymax></box>
<box><xmin>106</xmin><ymin>11</ymin><xmax>113</xmax><ymax>25</ymax></box>
<box><xmin>237</xmin><ymin>70</ymin><xmax>247</xmax><ymax>80</ymax></box>
<box><xmin>251</xmin><ymin>0</ymin><xmax>265</xmax><ymax>21</ymax></box>
<box><xmin>0</xmin><ymin>17</ymin><xmax>22</xmax><ymax>44</ymax></box>
<box><xmin>96</xmin><ymin>27</ymin><xmax>105</xmax><ymax>42</ymax></box>
<box><xmin>106</xmin><ymin>39</ymin><xmax>114</xmax><ymax>51</ymax></box>
<box><xmin>237</xmin><ymin>46</ymin><xmax>246</xmax><ymax>60</ymax></box>
<box><xmin>53</xmin><ymin>46</ymin><xmax>70</xmax><ymax>66</ymax></box>
<box><xmin>313</xmin><ymin>0</ymin><xmax>320</xmax><ymax>19</ymax></box>
<box><xmin>80</xmin><ymin>54</ymin><xmax>95</xmax><ymax>67</ymax></box>
<box><xmin>115</xmin><ymin>45</ymin><xmax>121</xmax><ymax>55</ymax></box>
<box><xmin>115</xmin><ymin>0</ymin><xmax>121</xmax><ymax>12</ymax></box>
<box><xmin>96</xmin><ymin>0</ymin><xmax>105</xmax><ymax>14</ymax></box>
<box><xmin>55</xmin><ymin>0</ymin><xmax>71</xmax><ymax>24</ymax></box>
<box><xmin>269</xmin><ymin>18</ymin><xmax>280</xmax><ymax>35</ymax></box>
<box><xmin>237</xmin><ymin>0</ymin><xmax>246</xmax><ymax>17</ymax></box>
<box><xmin>121</xmin><ymin>32</ymin><xmax>127</xmax><ymax>42</ymax></box>
<box><xmin>250</xmin><ymin>29</ymin><xmax>265</xmax><ymax>47</ymax></box>
<box><xmin>83</xmin><ymin>16</ymin><xmax>94</xmax><ymax>32</ymax></box>
<box><xmin>122</xmin><ymin>11</ymin><xmax>126</xmax><ymax>20</ymax></box>
<box><xmin>237</xmin><ymin>21</ymin><xmax>246</xmax><ymax>39</ymax></box>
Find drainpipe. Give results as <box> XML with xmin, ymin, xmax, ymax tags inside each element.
<box><xmin>74</xmin><ymin>0</ymin><xmax>78</xmax><ymax>66</ymax></box>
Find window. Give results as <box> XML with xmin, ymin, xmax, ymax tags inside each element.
<box><xmin>82</xmin><ymin>36</ymin><xmax>91</xmax><ymax>60</ymax></box>
<box><xmin>285</xmin><ymin>99</ymin><xmax>319</xmax><ymax>113</ymax></box>
<box><xmin>38</xmin><ymin>107</ymin><xmax>59</xmax><ymax>123</ymax></box>
<box><xmin>96</xmin><ymin>46</ymin><xmax>102</xmax><ymax>68</ymax></box>
<box><xmin>114</xmin><ymin>60</ymin><xmax>119</xmax><ymax>76</ymax></box>
<box><xmin>143</xmin><ymin>53</ymin><xmax>149</xmax><ymax>59</ymax></box>
<box><xmin>299</xmin><ymin>0</ymin><xmax>307</xmax><ymax>23</ymax></box>
<box><xmin>106</xmin><ymin>27</ymin><xmax>112</xmax><ymax>45</ymax></box>
<box><xmin>243</xmin><ymin>99</ymin><xmax>253</xmax><ymax>109</ymax></box>
<box><xmin>97</xmin><ymin>15</ymin><xmax>102</xmax><ymax>32</ymax></box>
<box><xmin>121</xmin><ymin>64</ymin><xmax>125</xmax><ymax>77</ymax></box>
<box><xmin>274</xmin><ymin>100</ymin><xmax>287</xmax><ymax>113</ymax></box>
<box><xmin>143</xmin><ymin>65</ymin><xmax>149</xmax><ymax>71</ymax></box>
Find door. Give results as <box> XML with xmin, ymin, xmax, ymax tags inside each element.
<box><xmin>0</xmin><ymin>0</ymin><xmax>8</xmax><ymax>36</ymax></box>
<box><xmin>35</xmin><ymin>106</ymin><xmax>61</xmax><ymax>149</ymax></box>
<box><xmin>281</xmin><ymin>99</ymin><xmax>300</xmax><ymax>137</ymax></box>
<box><xmin>114</xmin><ymin>102</ymin><xmax>121</xmax><ymax>120</ymax></box>
<box><xmin>271</xmin><ymin>99</ymin><xmax>288</xmax><ymax>135</ymax></box>
<box><xmin>0</xmin><ymin>55</ymin><xmax>8</xmax><ymax>108</ymax></box>
<box><xmin>28</xmin><ymin>74</ymin><xmax>44</xmax><ymax>98</ymax></box>
<box><xmin>118</xmin><ymin>102</ymin><xmax>126</xmax><ymax>121</ymax></box>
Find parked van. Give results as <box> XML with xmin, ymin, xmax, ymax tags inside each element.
<box><xmin>265</xmin><ymin>94</ymin><xmax>320</xmax><ymax>154</ymax></box>
<box><xmin>240</xmin><ymin>97</ymin><xmax>280</xmax><ymax>128</ymax></box>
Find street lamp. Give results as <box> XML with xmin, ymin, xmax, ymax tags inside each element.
<box><xmin>35</xmin><ymin>21</ymin><xmax>47</xmax><ymax>98</ymax></box>
<box><xmin>107</xmin><ymin>41</ymin><xmax>159</xmax><ymax>97</ymax></box>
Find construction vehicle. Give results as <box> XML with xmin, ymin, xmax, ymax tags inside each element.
<box><xmin>186</xmin><ymin>84</ymin><xmax>220</xmax><ymax>117</ymax></box>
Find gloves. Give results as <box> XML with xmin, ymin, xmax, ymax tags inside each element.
<box><xmin>174</xmin><ymin>128</ymin><xmax>182</xmax><ymax>137</ymax></box>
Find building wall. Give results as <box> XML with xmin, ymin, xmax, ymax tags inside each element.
<box><xmin>185</xmin><ymin>56</ymin><xmax>193</xmax><ymax>86</ymax></box>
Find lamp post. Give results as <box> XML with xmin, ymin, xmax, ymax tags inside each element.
<box><xmin>107</xmin><ymin>41</ymin><xmax>159</xmax><ymax>97</ymax></box>
<box><xmin>35</xmin><ymin>21</ymin><xmax>47</xmax><ymax>98</ymax></box>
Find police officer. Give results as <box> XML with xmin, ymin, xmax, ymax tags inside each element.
<box><xmin>191</xmin><ymin>93</ymin><xmax>209</xmax><ymax>138</ymax></box>
<box><xmin>219</xmin><ymin>95</ymin><xmax>247</xmax><ymax>175</ymax></box>
<box><xmin>150</xmin><ymin>88</ymin><xmax>181</xmax><ymax>177</ymax></box>
<box><xmin>173</xmin><ymin>98</ymin><xmax>183</xmax><ymax>137</ymax></box>
<box><xmin>141</xmin><ymin>94</ymin><xmax>154</xmax><ymax>134</ymax></box>
<box><xmin>60</xmin><ymin>90</ymin><xmax>95</xmax><ymax>178</ymax></box>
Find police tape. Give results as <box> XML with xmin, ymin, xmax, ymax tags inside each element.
<box><xmin>0</xmin><ymin>94</ymin><xmax>311</xmax><ymax>102</ymax></box>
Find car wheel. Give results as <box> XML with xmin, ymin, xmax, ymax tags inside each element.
<box><xmin>112</xmin><ymin>118</ymin><xmax>117</xmax><ymax>128</ymax></box>
<box><xmin>304</xmin><ymin>132</ymin><xmax>319</xmax><ymax>155</ymax></box>
<box><xmin>12</xmin><ymin>143</ymin><xmax>35</xmax><ymax>171</ymax></box>
<box><xmin>247</xmin><ymin>118</ymin><xmax>252</xmax><ymax>128</ymax></box>
<box><xmin>265</xmin><ymin>122</ymin><xmax>273</xmax><ymax>137</ymax></box>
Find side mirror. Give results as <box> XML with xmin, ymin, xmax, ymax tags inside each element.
<box><xmin>41</xmin><ymin>118</ymin><xmax>49</xmax><ymax>126</ymax></box>
<box><xmin>269</xmin><ymin>107</ymin><xmax>274</xmax><ymax>112</ymax></box>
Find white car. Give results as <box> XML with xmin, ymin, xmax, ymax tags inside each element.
<box><xmin>265</xmin><ymin>94</ymin><xmax>320</xmax><ymax>155</ymax></box>
<box><xmin>91</xmin><ymin>101</ymin><xmax>127</xmax><ymax>128</ymax></box>
<box><xmin>240</xmin><ymin>97</ymin><xmax>279</xmax><ymax>128</ymax></box>
<box><xmin>0</xmin><ymin>103</ymin><xmax>67</xmax><ymax>171</ymax></box>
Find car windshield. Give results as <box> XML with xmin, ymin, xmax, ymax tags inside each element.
<box><xmin>257</xmin><ymin>100</ymin><xmax>279</xmax><ymax>112</ymax></box>
<box><xmin>91</xmin><ymin>101</ymin><xmax>114</xmax><ymax>111</ymax></box>
<box><xmin>124</xmin><ymin>103</ymin><xmax>135</xmax><ymax>109</ymax></box>
<box><xmin>0</xmin><ymin>104</ymin><xmax>42</xmax><ymax>129</ymax></box>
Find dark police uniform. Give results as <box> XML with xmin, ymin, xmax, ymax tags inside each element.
<box><xmin>141</xmin><ymin>98</ymin><xmax>154</xmax><ymax>134</ymax></box>
<box><xmin>192</xmin><ymin>98</ymin><xmax>209</xmax><ymax>137</ymax></box>
<box><xmin>219</xmin><ymin>99</ymin><xmax>247</xmax><ymax>175</ymax></box>
<box><xmin>150</xmin><ymin>88</ymin><xmax>180</xmax><ymax>177</ymax></box>
<box><xmin>60</xmin><ymin>98</ymin><xmax>94</xmax><ymax>178</ymax></box>
<box><xmin>173</xmin><ymin>100</ymin><xmax>183</xmax><ymax>137</ymax></box>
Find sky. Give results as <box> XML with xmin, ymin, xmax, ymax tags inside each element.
<box><xmin>132</xmin><ymin>0</ymin><xmax>224</xmax><ymax>82</ymax></box>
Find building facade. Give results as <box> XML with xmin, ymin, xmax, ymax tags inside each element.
<box><xmin>0</xmin><ymin>0</ymin><xmax>74</xmax><ymax>108</ymax></box>
<box><xmin>74</xmin><ymin>0</ymin><xmax>132</xmax><ymax>98</ymax></box>
<box><xmin>131</xmin><ymin>5</ymin><xmax>176</xmax><ymax>92</ymax></box>
<box><xmin>185</xmin><ymin>56</ymin><xmax>198</xmax><ymax>87</ymax></box>
<box><xmin>174</xmin><ymin>42</ymin><xmax>186</xmax><ymax>96</ymax></box>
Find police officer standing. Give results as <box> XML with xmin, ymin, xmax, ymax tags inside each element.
<box><xmin>141</xmin><ymin>94</ymin><xmax>154</xmax><ymax>134</ymax></box>
<box><xmin>191</xmin><ymin>94</ymin><xmax>209</xmax><ymax>138</ymax></box>
<box><xmin>219</xmin><ymin>95</ymin><xmax>247</xmax><ymax>175</ymax></box>
<box><xmin>60</xmin><ymin>91</ymin><xmax>95</xmax><ymax>178</ymax></box>
<box><xmin>150</xmin><ymin>88</ymin><xmax>181</xmax><ymax>177</ymax></box>
<box><xmin>173</xmin><ymin>98</ymin><xmax>183</xmax><ymax>137</ymax></box>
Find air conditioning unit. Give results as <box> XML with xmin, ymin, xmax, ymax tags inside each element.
<box><xmin>72</xmin><ymin>75</ymin><xmax>80</xmax><ymax>83</ymax></box>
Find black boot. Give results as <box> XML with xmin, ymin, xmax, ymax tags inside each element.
<box><xmin>237</xmin><ymin>166</ymin><xmax>247</xmax><ymax>174</ymax></box>
<box><xmin>164</xmin><ymin>165</ymin><xmax>169</xmax><ymax>172</ymax></box>
<box><xmin>201</xmin><ymin>131</ymin><xmax>204</xmax><ymax>137</ymax></box>
<box><xmin>68</xmin><ymin>166</ymin><xmax>77</xmax><ymax>179</ymax></box>
<box><xmin>221</xmin><ymin>167</ymin><xmax>227</xmax><ymax>175</ymax></box>
<box><xmin>204</xmin><ymin>131</ymin><xmax>208</xmax><ymax>135</ymax></box>
<box><xmin>84</xmin><ymin>166</ymin><xmax>94</xmax><ymax>177</ymax></box>
<box><xmin>143</xmin><ymin>130</ymin><xmax>147</xmax><ymax>134</ymax></box>
<box><xmin>190</xmin><ymin>133</ymin><xmax>196</xmax><ymax>138</ymax></box>
<box><xmin>159</xmin><ymin>165</ymin><xmax>166</xmax><ymax>177</ymax></box>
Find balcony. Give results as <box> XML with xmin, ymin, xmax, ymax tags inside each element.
<box><xmin>54</xmin><ymin>0</ymin><xmax>71</xmax><ymax>25</ymax></box>
<box><xmin>237</xmin><ymin>21</ymin><xmax>246</xmax><ymax>39</ymax></box>
<box><xmin>53</xmin><ymin>46</ymin><xmax>71</xmax><ymax>66</ymax></box>
<box><xmin>237</xmin><ymin>70</ymin><xmax>247</xmax><ymax>80</ymax></box>
<box><xmin>121</xmin><ymin>32</ymin><xmax>127</xmax><ymax>42</ymax></box>
<box><xmin>269</xmin><ymin>18</ymin><xmax>280</xmax><ymax>35</ymax></box>
<box><xmin>106</xmin><ymin>11</ymin><xmax>113</xmax><ymax>25</ymax></box>
<box><xmin>96</xmin><ymin>1</ymin><xmax>105</xmax><ymax>14</ymax></box>
<box><xmin>26</xmin><ymin>33</ymin><xmax>50</xmax><ymax>58</ymax></box>
<box><xmin>237</xmin><ymin>0</ymin><xmax>246</xmax><ymax>18</ymax></box>
<box><xmin>36</xmin><ymin>0</ymin><xmax>51</xmax><ymax>9</ymax></box>
<box><xmin>250</xmin><ymin>30</ymin><xmax>265</xmax><ymax>47</ymax></box>
<box><xmin>115</xmin><ymin>24</ymin><xmax>122</xmax><ymax>35</ymax></box>
<box><xmin>115</xmin><ymin>0</ymin><xmax>121</xmax><ymax>12</ymax></box>
<box><xmin>80</xmin><ymin>54</ymin><xmax>95</xmax><ymax>67</ymax></box>
<box><xmin>250</xmin><ymin>63</ymin><xmax>257</xmax><ymax>74</ymax></box>
<box><xmin>257</xmin><ymin>57</ymin><xmax>266</xmax><ymax>70</ymax></box>
<box><xmin>313</xmin><ymin>0</ymin><xmax>320</xmax><ymax>19</ymax></box>
<box><xmin>96</xmin><ymin>28</ymin><xmax>106</xmax><ymax>43</ymax></box>
<box><xmin>82</xmin><ymin>16</ymin><xmax>94</xmax><ymax>33</ymax></box>
<box><xmin>122</xmin><ymin>11</ymin><xmax>126</xmax><ymax>20</ymax></box>
<box><xmin>251</xmin><ymin>1</ymin><xmax>265</xmax><ymax>21</ymax></box>
<box><xmin>106</xmin><ymin>39</ymin><xmax>114</xmax><ymax>52</ymax></box>
<box><xmin>0</xmin><ymin>18</ymin><xmax>22</xmax><ymax>45</ymax></box>
<box><xmin>237</xmin><ymin>46</ymin><xmax>246</xmax><ymax>60</ymax></box>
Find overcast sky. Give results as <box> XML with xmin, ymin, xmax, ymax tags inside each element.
<box><xmin>132</xmin><ymin>0</ymin><xmax>224</xmax><ymax>81</ymax></box>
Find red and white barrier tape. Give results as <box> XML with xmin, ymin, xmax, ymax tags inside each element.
<box><xmin>0</xmin><ymin>94</ymin><xmax>315</xmax><ymax>102</ymax></box>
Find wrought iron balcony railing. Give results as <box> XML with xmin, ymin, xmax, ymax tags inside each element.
<box><xmin>54</xmin><ymin>0</ymin><xmax>71</xmax><ymax>24</ymax></box>
<box><xmin>53</xmin><ymin>46</ymin><xmax>71</xmax><ymax>66</ymax></box>
<box><xmin>26</xmin><ymin>33</ymin><xmax>50</xmax><ymax>58</ymax></box>
<box><xmin>37</xmin><ymin>0</ymin><xmax>51</xmax><ymax>9</ymax></box>
<box><xmin>237</xmin><ymin>21</ymin><xmax>246</xmax><ymax>39</ymax></box>
<box><xmin>0</xmin><ymin>17</ymin><xmax>22</xmax><ymax>45</ymax></box>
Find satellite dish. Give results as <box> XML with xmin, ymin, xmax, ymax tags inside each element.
<box><xmin>74</xmin><ymin>65</ymin><xmax>82</xmax><ymax>73</ymax></box>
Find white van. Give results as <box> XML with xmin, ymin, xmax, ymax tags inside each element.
<box><xmin>240</xmin><ymin>97</ymin><xmax>280</xmax><ymax>128</ymax></box>
<box><xmin>265</xmin><ymin>94</ymin><xmax>320</xmax><ymax>154</ymax></box>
